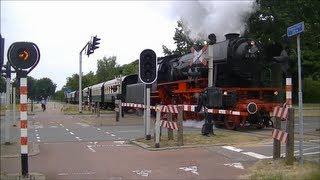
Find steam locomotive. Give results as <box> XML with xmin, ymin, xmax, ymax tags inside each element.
<box><xmin>126</xmin><ymin>33</ymin><xmax>285</xmax><ymax>130</ymax></box>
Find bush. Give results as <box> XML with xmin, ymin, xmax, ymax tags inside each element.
<box><xmin>303</xmin><ymin>77</ymin><xmax>320</xmax><ymax>103</ymax></box>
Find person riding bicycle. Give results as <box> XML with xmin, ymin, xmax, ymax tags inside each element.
<box><xmin>41</xmin><ymin>97</ymin><xmax>46</xmax><ymax>111</ymax></box>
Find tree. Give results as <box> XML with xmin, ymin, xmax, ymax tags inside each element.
<box><xmin>120</xmin><ymin>60</ymin><xmax>139</xmax><ymax>75</ymax></box>
<box><xmin>96</xmin><ymin>56</ymin><xmax>120</xmax><ymax>82</ymax></box>
<box><xmin>65</xmin><ymin>74</ymin><xmax>79</xmax><ymax>91</ymax></box>
<box><xmin>27</xmin><ymin>76</ymin><xmax>37</xmax><ymax>100</ymax></box>
<box><xmin>245</xmin><ymin>0</ymin><xmax>320</xmax><ymax>103</ymax></box>
<box><xmin>36</xmin><ymin>78</ymin><xmax>56</xmax><ymax>100</ymax></box>
<box><xmin>162</xmin><ymin>19</ymin><xmax>206</xmax><ymax>56</ymax></box>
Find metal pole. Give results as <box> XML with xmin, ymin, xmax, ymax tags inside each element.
<box><xmin>79</xmin><ymin>52</ymin><xmax>82</xmax><ymax>113</ymax></box>
<box><xmin>146</xmin><ymin>86</ymin><xmax>151</xmax><ymax>140</ymax></box>
<box><xmin>297</xmin><ymin>34</ymin><xmax>304</xmax><ymax>164</ymax></box>
<box><xmin>144</xmin><ymin>84</ymin><xmax>147</xmax><ymax>138</ymax></box>
<box><xmin>5</xmin><ymin>76</ymin><xmax>11</xmax><ymax>144</ymax></box>
<box><xmin>286</xmin><ymin>108</ymin><xmax>294</xmax><ymax>165</ymax></box>
<box><xmin>155</xmin><ymin>105</ymin><xmax>160</xmax><ymax>148</ymax></box>
<box><xmin>119</xmin><ymin>75</ymin><xmax>122</xmax><ymax>119</ymax></box>
<box><xmin>208</xmin><ymin>45</ymin><xmax>213</xmax><ymax>87</ymax></box>
<box><xmin>79</xmin><ymin>43</ymin><xmax>88</xmax><ymax>113</ymax></box>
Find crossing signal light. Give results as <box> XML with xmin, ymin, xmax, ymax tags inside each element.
<box><xmin>139</xmin><ymin>49</ymin><xmax>157</xmax><ymax>84</ymax></box>
<box><xmin>91</xmin><ymin>36</ymin><xmax>101</xmax><ymax>51</ymax></box>
<box><xmin>7</xmin><ymin>42</ymin><xmax>40</xmax><ymax>71</ymax></box>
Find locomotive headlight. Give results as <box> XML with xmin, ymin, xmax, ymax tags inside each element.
<box><xmin>247</xmin><ymin>102</ymin><xmax>258</xmax><ymax>114</ymax></box>
<box><xmin>274</xmin><ymin>91</ymin><xmax>278</xmax><ymax>96</ymax></box>
<box><xmin>223</xmin><ymin>91</ymin><xmax>228</xmax><ymax>95</ymax></box>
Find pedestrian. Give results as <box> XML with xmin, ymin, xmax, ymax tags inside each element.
<box><xmin>41</xmin><ymin>97</ymin><xmax>46</xmax><ymax>111</ymax></box>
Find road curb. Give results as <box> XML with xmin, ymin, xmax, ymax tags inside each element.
<box><xmin>0</xmin><ymin>142</ymin><xmax>40</xmax><ymax>158</ymax></box>
<box><xmin>129</xmin><ymin>139</ymin><xmax>227</xmax><ymax>151</ymax></box>
<box><xmin>0</xmin><ymin>172</ymin><xmax>45</xmax><ymax>180</ymax></box>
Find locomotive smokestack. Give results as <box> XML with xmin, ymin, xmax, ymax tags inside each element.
<box><xmin>225</xmin><ymin>33</ymin><xmax>240</xmax><ymax>40</ymax></box>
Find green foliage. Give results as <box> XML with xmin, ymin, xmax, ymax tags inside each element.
<box><xmin>244</xmin><ymin>0</ymin><xmax>320</xmax><ymax>103</ymax></box>
<box><xmin>303</xmin><ymin>77</ymin><xmax>320</xmax><ymax>103</ymax></box>
<box><xmin>65</xmin><ymin>73</ymin><xmax>79</xmax><ymax>91</ymax></box>
<box><xmin>35</xmin><ymin>78</ymin><xmax>57</xmax><ymax>100</ymax></box>
<box><xmin>121</xmin><ymin>60</ymin><xmax>138</xmax><ymax>75</ymax></box>
<box><xmin>53</xmin><ymin>89</ymin><xmax>66</xmax><ymax>102</ymax></box>
<box><xmin>96</xmin><ymin>56</ymin><xmax>120</xmax><ymax>82</ymax></box>
<box><xmin>65</xmin><ymin>71</ymin><xmax>97</xmax><ymax>91</ymax></box>
<box><xmin>162</xmin><ymin>19</ymin><xmax>206</xmax><ymax>56</ymax></box>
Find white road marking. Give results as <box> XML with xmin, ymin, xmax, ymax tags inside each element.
<box><xmin>58</xmin><ymin>171</ymin><xmax>95</xmax><ymax>176</ymax></box>
<box><xmin>97</xmin><ymin>128</ymin><xmax>101</xmax><ymax>131</ymax></box>
<box><xmin>114</xmin><ymin>141</ymin><xmax>125</xmax><ymax>144</ymax></box>
<box><xmin>179</xmin><ymin>166</ymin><xmax>199</xmax><ymax>175</ymax></box>
<box><xmin>76</xmin><ymin>122</ymin><xmax>90</xmax><ymax>127</ymax></box>
<box><xmin>222</xmin><ymin>146</ymin><xmax>243</xmax><ymax>152</ymax></box>
<box><xmin>36</xmin><ymin>134</ymin><xmax>39</xmax><ymax>136</ymax></box>
<box><xmin>86</xmin><ymin>145</ymin><xmax>96</xmax><ymax>152</ymax></box>
<box><xmin>224</xmin><ymin>163</ymin><xmax>244</xmax><ymax>170</ymax></box>
<box><xmin>36</xmin><ymin>137</ymin><xmax>40</xmax><ymax>139</ymax></box>
<box><xmin>70</xmin><ymin>132</ymin><xmax>74</xmax><ymax>135</ymax></box>
<box><xmin>132</xmin><ymin>170</ymin><xmax>151</xmax><ymax>177</ymax></box>
<box><xmin>105</xmin><ymin>132</ymin><xmax>110</xmax><ymax>134</ymax></box>
<box><xmin>50</xmin><ymin>126</ymin><xmax>58</xmax><ymax>128</ymax></box>
<box><xmin>296</xmin><ymin>151</ymin><xmax>320</xmax><ymax>156</ymax></box>
<box><xmin>110</xmin><ymin>134</ymin><xmax>116</xmax><ymax>137</ymax></box>
<box><xmin>242</xmin><ymin>152</ymin><xmax>272</xmax><ymax>159</ymax></box>
<box><xmin>37</xmin><ymin>139</ymin><xmax>40</xmax><ymax>142</ymax></box>
<box><xmin>65</xmin><ymin>128</ymin><xmax>69</xmax><ymax>131</ymax></box>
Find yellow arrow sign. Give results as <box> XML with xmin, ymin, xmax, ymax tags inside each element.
<box><xmin>18</xmin><ymin>50</ymin><xmax>29</xmax><ymax>61</ymax></box>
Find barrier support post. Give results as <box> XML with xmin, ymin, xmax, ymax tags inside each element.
<box><xmin>273</xmin><ymin>117</ymin><xmax>281</xmax><ymax>159</ymax></box>
<box><xmin>97</xmin><ymin>102</ymin><xmax>100</xmax><ymax>117</ymax></box>
<box><xmin>286</xmin><ymin>108</ymin><xmax>295</xmax><ymax>165</ymax></box>
<box><xmin>155</xmin><ymin>106</ymin><xmax>160</xmax><ymax>148</ymax></box>
<box><xmin>177</xmin><ymin>106</ymin><xmax>183</xmax><ymax>146</ymax></box>
<box><xmin>168</xmin><ymin>112</ymin><xmax>173</xmax><ymax>140</ymax></box>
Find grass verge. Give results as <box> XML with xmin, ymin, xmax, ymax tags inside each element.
<box><xmin>243</xmin><ymin>159</ymin><xmax>320</xmax><ymax>180</ymax></box>
<box><xmin>135</xmin><ymin>131</ymin><xmax>268</xmax><ymax>148</ymax></box>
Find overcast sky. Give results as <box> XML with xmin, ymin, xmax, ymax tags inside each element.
<box><xmin>1</xmin><ymin>1</ymin><xmax>255</xmax><ymax>91</ymax></box>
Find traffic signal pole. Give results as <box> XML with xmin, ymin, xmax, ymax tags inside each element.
<box><xmin>79</xmin><ymin>43</ymin><xmax>88</xmax><ymax>113</ymax></box>
<box><xmin>79</xmin><ymin>36</ymin><xmax>100</xmax><ymax>113</ymax></box>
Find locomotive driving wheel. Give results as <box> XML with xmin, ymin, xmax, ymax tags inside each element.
<box><xmin>224</xmin><ymin>115</ymin><xmax>239</xmax><ymax>130</ymax></box>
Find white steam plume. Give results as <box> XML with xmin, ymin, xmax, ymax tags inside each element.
<box><xmin>168</xmin><ymin>1</ymin><xmax>257</xmax><ymax>42</ymax></box>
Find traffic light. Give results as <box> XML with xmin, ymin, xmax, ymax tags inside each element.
<box><xmin>86</xmin><ymin>42</ymin><xmax>93</xmax><ymax>56</ymax></box>
<box><xmin>139</xmin><ymin>49</ymin><xmax>157</xmax><ymax>84</ymax></box>
<box><xmin>91</xmin><ymin>36</ymin><xmax>101</xmax><ymax>51</ymax></box>
<box><xmin>2</xmin><ymin>61</ymin><xmax>11</xmax><ymax>78</ymax></box>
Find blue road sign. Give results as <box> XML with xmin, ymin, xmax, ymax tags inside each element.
<box><xmin>287</xmin><ymin>22</ymin><xmax>304</xmax><ymax>37</ymax></box>
<box><xmin>65</xmin><ymin>88</ymin><xmax>71</xmax><ymax>94</ymax></box>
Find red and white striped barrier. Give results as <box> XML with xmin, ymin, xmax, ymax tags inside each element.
<box><xmin>160</xmin><ymin>120</ymin><xmax>178</xmax><ymax>130</ymax></box>
<box><xmin>273</xmin><ymin>106</ymin><xmax>289</xmax><ymax>120</ymax></box>
<box><xmin>122</xmin><ymin>103</ymin><xmax>247</xmax><ymax>116</ymax></box>
<box><xmin>272</xmin><ymin>129</ymin><xmax>288</xmax><ymax>144</ymax></box>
